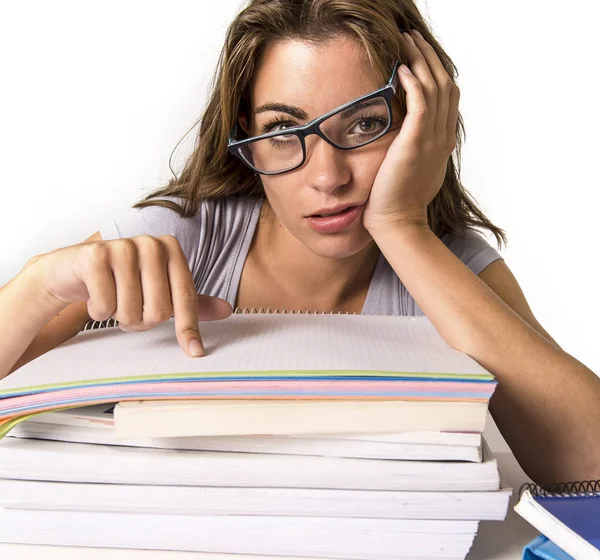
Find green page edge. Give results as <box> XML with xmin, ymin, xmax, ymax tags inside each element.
<box><xmin>0</xmin><ymin>369</ymin><xmax>494</xmax><ymax>398</ymax></box>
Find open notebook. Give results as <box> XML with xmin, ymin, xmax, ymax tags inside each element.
<box><xmin>0</xmin><ymin>312</ymin><xmax>496</xmax><ymax>438</ymax></box>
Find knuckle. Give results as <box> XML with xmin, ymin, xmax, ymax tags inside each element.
<box><xmin>135</xmin><ymin>234</ymin><xmax>167</xmax><ymax>261</ymax></box>
<box><xmin>159</xmin><ymin>234</ymin><xmax>182</xmax><ymax>251</ymax></box>
<box><xmin>440</xmin><ymin>79</ymin><xmax>454</xmax><ymax>92</ymax></box>
<box><xmin>111</xmin><ymin>238</ymin><xmax>138</xmax><ymax>260</ymax></box>
<box><xmin>80</xmin><ymin>242</ymin><xmax>109</xmax><ymax>263</ymax></box>
<box><xmin>115</xmin><ymin>312</ymin><xmax>142</xmax><ymax>327</ymax></box>
<box><xmin>134</xmin><ymin>234</ymin><xmax>159</xmax><ymax>249</ymax></box>
<box><xmin>424</xmin><ymin>82</ymin><xmax>438</xmax><ymax>95</ymax></box>
<box><xmin>177</xmin><ymin>286</ymin><xmax>198</xmax><ymax>305</ymax></box>
<box><xmin>178</xmin><ymin>325</ymin><xmax>200</xmax><ymax>340</ymax></box>
<box><xmin>144</xmin><ymin>306</ymin><xmax>173</xmax><ymax>325</ymax></box>
<box><xmin>88</xmin><ymin>303</ymin><xmax>114</xmax><ymax>321</ymax></box>
<box><xmin>415</xmin><ymin>105</ymin><xmax>428</xmax><ymax>118</ymax></box>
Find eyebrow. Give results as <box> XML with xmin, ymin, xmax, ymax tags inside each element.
<box><xmin>254</xmin><ymin>97</ymin><xmax>382</xmax><ymax>121</ymax></box>
<box><xmin>254</xmin><ymin>103</ymin><xmax>308</xmax><ymax>120</ymax></box>
<box><xmin>254</xmin><ymin>97</ymin><xmax>384</xmax><ymax>122</ymax></box>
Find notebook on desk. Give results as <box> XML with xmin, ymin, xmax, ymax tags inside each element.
<box><xmin>515</xmin><ymin>482</ymin><xmax>600</xmax><ymax>560</ymax></box>
<box><xmin>0</xmin><ymin>311</ymin><xmax>496</xmax><ymax>438</ymax></box>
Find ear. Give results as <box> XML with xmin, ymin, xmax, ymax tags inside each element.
<box><xmin>238</xmin><ymin>113</ymin><xmax>250</xmax><ymax>136</ymax></box>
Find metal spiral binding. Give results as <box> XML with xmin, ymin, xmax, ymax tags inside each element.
<box><xmin>82</xmin><ymin>308</ymin><xmax>369</xmax><ymax>330</ymax></box>
<box><xmin>519</xmin><ymin>480</ymin><xmax>600</xmax><ymax>498</ymax></box>
<box><xmin>233</xmin><ymin>307</ymin><xmax>361</xmax><ymax>315</ymax></box>
<box><xmin>82</xmin><ymin>318</ymin><xmax>119</xmax><ymax>331</ymax></box>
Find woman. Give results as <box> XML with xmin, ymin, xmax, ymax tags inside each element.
<box><xmin>0</xmin><ymin>0</ymin><xmax>598</xmax><ymax>487</ymax></box>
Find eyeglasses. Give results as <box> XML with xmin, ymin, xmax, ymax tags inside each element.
<box><xmin>227</xmin><ymin>60</ymin><xmax>401</xmax><ymax>175</ymax></box>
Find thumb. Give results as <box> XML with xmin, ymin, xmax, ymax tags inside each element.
<box><xmin>197</xmin><ymin>294</ymin><xmax>233</xmax><ymax>321</ymax></box>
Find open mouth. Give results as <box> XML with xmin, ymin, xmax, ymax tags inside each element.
<box><xmin>310</xmin><ymin>206</ymin><xmax>356</xmax><ymax>218</ymax></box>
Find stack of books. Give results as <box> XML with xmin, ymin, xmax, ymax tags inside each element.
<box><xmin>0</xmin><ymin>312</ymin><xmax>512</xmax><ymax>559</ymax></box>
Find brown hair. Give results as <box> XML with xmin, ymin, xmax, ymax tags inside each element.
<box><xmin>135</xmin><ymin>0</ymin><xmax>506</xmax><ymax>248</ymax></box>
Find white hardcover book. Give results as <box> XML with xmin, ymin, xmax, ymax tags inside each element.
<box><xmin>0</xmin><ymin>437</ymin><xmax>500</xmax><ymax>491</ymax></box>
<box><xmin>0</xmin><ymin>509</ymin><xmax>479</xmax><ymax>559</ymax></box>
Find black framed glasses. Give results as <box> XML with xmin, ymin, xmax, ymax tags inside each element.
<box><xmin>227</xmin><ymin>60</ymin><xmax>401</xmax><ymax>175</ymax></box>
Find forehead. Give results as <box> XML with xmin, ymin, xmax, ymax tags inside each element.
<box><xmin>251</xmin><ymin>37</ymin><xmax>382</xmax><ymax>118</ymax></box>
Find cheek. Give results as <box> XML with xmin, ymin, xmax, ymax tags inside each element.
<box><xmin>260</xmin><ymin>179</ymin><xmax>299</xmax><ymax>219</ymax></box>
<box><xmin>352</xmin><ymin>149</ymin><xmax>389</xmax><ymax>190</ymax></box>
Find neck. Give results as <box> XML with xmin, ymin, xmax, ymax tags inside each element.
<box><xmin>253</xmin><ymin>200</ymin><xmax>380</xmax><ymax>311</ymax></box>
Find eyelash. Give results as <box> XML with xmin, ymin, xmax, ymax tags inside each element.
<box><xmin>261</xmin><ymin>117</ymin><xmax>297</xmax><ymax>134</ymax></box>
<box><xmin>260</xmin><ymin>113</ymin><xmax>386</xmax><ymax>135</ymax></box>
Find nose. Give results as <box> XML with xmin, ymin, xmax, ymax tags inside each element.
<box><xmin>302</xmin><ymin>134</ymin><xmax>351</xmax><ymax>195</ymax></box>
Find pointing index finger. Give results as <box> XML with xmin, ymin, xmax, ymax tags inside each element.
<box><xmin>164</xmin><ymin>240</ymin><xmax>205</xmax><ymax>357</ymax></box>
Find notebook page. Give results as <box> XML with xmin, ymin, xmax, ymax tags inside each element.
<box><xmin>0</xmin><ymin>314</ymin><xmax>491</xmax><ymax>391</ymax></box>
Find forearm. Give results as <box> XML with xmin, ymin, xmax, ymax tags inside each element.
<box><xmin>372</xmin><ymin>225</ymin><xmax>600</xmax><ymax>485</ymax></box>
<box><xmin>0</xmin><ymin>260</ymin><xmax>67</xmax><ymax>380</ymax></box>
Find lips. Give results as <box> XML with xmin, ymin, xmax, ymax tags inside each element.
<box><xmin>306</xmin><ymin>204</ymin><xmax>365</xmax><ymax>234</ymax></box>
<box><xmin>308</xmin><ymin>203</ymin><xmax>361</xmax><ymax>218</ymax></box>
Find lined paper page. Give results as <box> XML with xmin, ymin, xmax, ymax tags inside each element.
<box><xmin>0</xmin><ymin>315</ymin><xmax>491</xmax><ymax>391</ymax></box>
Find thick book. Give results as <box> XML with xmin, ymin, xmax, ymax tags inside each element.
<box><xmin>0</xmin><ymin>436</ymin><xmax>501</xmax><ymax>491</ymax></box>
<box><xmin>514</xmin><ymin>482</ymin><xmax>600</xmax><ymax>559</ymax></box>
<box><xmin>113</xmin><ymin>398</ymin><xmax>488</xmax><ymax>438</ymax></box>
<box><xmin>0</xmin><ymin>509</ymin><xmax>480</xmax><ymax>559</ymax></box>
<box><xmin>0</xmin><ymin>314</ymin><xmax>496</xmax><ymax>438</ymax></box>
<box><xmin>7</xmin><ymin>403</ymin><xmax>483</xmax><ymax>461</ymax></box>
<box><xmin>0</xmin><ymin>478</ymin><xmax>511</xmax><ymax>520</ymax></box>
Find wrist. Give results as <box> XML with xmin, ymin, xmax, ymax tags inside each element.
<box><xmin>365</xmin><ymin>206</ymin><xmax>430</xmax><ymax>237</ymax></box>
<box><xmin>367</xmin><ymin>216</ymin><xmax>431</xmax><ymax>242</ymax></box>
<box><xmin>19</xmin><ymin>255</ymin><xmax>70</xmax><ymax>317</ymax></box>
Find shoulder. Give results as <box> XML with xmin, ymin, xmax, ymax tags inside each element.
<box><xmin>440</xmin><ymin>227</ymin><xmax>503</xmax><ymax>275</ymax></box>
<box><xmin>98</xmin><ymin>195</ymin><xmax>262</xmax><ymax>282</ymax></box>
<box><xmin>99</xmin><ymin>195</ymin><xmax>261</xmax><ymax>245</ymax></box>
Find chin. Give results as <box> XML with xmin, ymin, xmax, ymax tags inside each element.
<box><xmin>304</xmin><ymin>230</ymin><xmax>374</xmax><ymax>260</ymax></box>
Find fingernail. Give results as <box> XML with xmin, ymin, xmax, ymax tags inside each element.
<box><xmin>404</xmin><ymin>32</ymin><xmax>415</xmax><ymax>46</ymax></box>
<box><xmin>400</xmin><ymin>64</ymin><xmax>413</xmax><ymax>76</ymax></box>
<box><xmin>189</xmin><ymin>339</ymin><xmax>205</xmax><ymax>357</ymax></box>
<box><xmin>412</xmin><ymin>29</ymin><xmax>423</xmax><ymax>39</ymax></box>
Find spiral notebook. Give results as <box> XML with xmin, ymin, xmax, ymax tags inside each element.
<box><xmin>515</xmin><ymin>482</ymin><xmax>600</xmax><ymax>560</ymax></box>
<box><xmin>0</xmin><ymin>309</ymin><xmax>497</xmax><ymax>439</ymax></box>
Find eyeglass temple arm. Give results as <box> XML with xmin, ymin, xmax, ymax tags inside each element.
<box><xmin>228</xmin><ymin>122</ymin><xmax>239</xmax><ymax>145</ymax></box>
<box><xmin>388</xmin><ymin>60</ymin><xmax>401</xmax><ymax>94</ymax></box>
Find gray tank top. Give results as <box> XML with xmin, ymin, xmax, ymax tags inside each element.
<box><xmin>99</xmin><ymin>195</ymin><xmax>503</xmax><ymax>315</ymax></box>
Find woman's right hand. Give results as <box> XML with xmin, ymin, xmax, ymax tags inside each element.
<box><xmin>30</xmin><ymin>234</ymin><xmax>232</xmax><ymax>357</ymax></box>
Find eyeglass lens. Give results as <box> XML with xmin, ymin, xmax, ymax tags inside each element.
<box><xmin>237</xmin><ymin>95</ymin><xmax>391</xmax><ymax>174</ymax></box>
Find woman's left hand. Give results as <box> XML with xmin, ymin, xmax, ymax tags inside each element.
<box><xmin>363</xmin><ymin>29</ymin><xmax>461</xmax><ymax>234</ymax></box>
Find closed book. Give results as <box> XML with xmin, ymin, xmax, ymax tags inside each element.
<box><xmin>0</xmin><ymin>509</ymin><xmax>480</xmax><ymax>559</ymax></box>
<box><xmin>8</xmin><ymin>402</ymin><xmax>483</xmax><ymax>461</ymax></box>
<box><xmin>0</xmin><ymin>436</ymin><xmax>501</xmax><ymax>491</ymax></box>
<box><xmin>113</xmin><ymin>398</ymin><xmax>488</xmax><ymax>439</ymax></box>
<box><xmin>0</xmin><ymin>478</ymin><xmax>511</xmax><ymax>520</ymax></box>
<box><xmin>7</xmin><ymin>424</ymin><xmax>483</xmax><ymax>462</ymax></box>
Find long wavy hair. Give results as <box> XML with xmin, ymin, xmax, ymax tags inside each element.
<box><xmin>135</xmin><ymin>0</ymin><xmax>506</xmax><ymax>248</ymax></box>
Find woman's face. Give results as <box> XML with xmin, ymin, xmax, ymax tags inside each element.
<box><xmin>240</xmin><ymin>35</ymin><xmax>401</xmax><ymax>259</ymax></box>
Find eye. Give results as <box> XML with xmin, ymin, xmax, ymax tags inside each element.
<box><xmin>350</xmin><ymin>114</ymin><xmax>387</xmax><ymax>136</ymax></box>
<box><xmin>261</xmin><ymin>118</ymin><xmax>298</xmax><ymax>134</ymax></box>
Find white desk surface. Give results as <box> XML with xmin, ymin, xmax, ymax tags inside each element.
<box><xmin>0</xmin><ymin>418</ymin><xmax>537</xmax><ymax>560</ymax></box>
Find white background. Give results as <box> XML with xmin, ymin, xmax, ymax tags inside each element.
<box><xmin>1</xmin><ymin>1</ymin><xmax>599</xmax><ymax>374</ymax></box>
